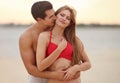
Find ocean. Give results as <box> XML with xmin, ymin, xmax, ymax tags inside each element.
<box><xmin>0</xmin><ymin>26</ymin><xmax>120</xmax><ymax>57</ymax></box>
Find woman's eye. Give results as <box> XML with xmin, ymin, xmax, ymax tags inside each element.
<box><xmin>60</xmin><ymin>14</ymin><xmax>64</xmax><ymax>17</ymax></box>
<box><xmin>67</xmin><ymin>17</ymin><xmax>70</xmax><ymax>20</ymax></box>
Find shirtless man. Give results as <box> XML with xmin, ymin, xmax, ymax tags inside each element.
<box><xmin>19</xmin><ymin>1</ymin><xmax>67</xmax><ymax>83</ymax></box>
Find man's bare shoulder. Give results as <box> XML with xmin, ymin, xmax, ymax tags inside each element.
<box><xmin>19</xmin><ymin>25</ymin><xmax>34</xmax><ymax>44</ymax></box>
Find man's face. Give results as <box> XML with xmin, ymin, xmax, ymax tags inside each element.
<box><xmin>43</xmin><ymin>9</ymin><xmax>56</xmax><ymax>27</ymax></box>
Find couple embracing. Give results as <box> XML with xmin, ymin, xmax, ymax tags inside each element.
<box><xmin>19</xmin><ymin>1</ymin><xmax>91</xmax><ymax>83</ymax></box>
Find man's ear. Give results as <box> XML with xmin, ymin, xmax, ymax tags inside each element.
<box><xmin>36</xmin><ymin>18</ymin><xmax>43</xmax><ymax>21</ymax></box>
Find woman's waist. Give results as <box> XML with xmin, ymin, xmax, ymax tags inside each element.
<box><xmin>48</xmin><ymin>58</ymin><xmax>71</xmax><ymax>71</ymax></box>
<box><xmin>48</xmin><ymin>78</ymin><xmax>80</xmax><ymax>83</ymax></box>
<box><xmin>49</xmin><ymin>64</ymin><xmax>71</xmax><ymax>71</ymax></box>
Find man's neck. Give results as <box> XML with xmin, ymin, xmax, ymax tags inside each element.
<box><xmin>34</xmin><ymin>23</ymin><xmax>47</xmax><ymax>32</ymax></box>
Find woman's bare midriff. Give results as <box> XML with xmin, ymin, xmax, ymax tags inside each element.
<box><xmin>48</xmin><ymin>58</ymin><xmax>80</xmax><ymax>83</ymax></box>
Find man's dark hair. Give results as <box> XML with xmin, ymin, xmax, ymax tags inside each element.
<box><xmin>31</xmin><ymin>1</ymin><xmax>53</xmax><ymax>21</ymax></box>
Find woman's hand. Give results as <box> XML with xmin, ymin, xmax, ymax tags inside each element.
<box><xmin>63</xmin><ymin>65</ymin><xmax>79</xmax><ymax>80</ymax></box>
<box><xmin>57</xmin><ymin>39</ymin><xmax>67</xmax><ymax>51</ymax></box>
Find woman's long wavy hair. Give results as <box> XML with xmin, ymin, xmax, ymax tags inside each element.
<box><xmin>55</xmin><ymin>6</ymin><xmax>84</xmax><ymax>65</ymax></box>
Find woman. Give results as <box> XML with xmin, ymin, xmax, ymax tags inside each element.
<box><xmin>36</xmin><ymin>5</ymin><xmax>91</xmax><ymax>83</ymax></box>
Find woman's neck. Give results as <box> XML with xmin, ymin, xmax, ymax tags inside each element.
<box><xmin>52</xmin><ymin>25</ymin><xmax>65</xmax><ymax>37</ymax></box>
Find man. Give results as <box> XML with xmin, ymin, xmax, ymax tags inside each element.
<box><xmin>19</xmin><ymin>1</ymin><xmax>66</xmax><ymax>83</ymax></box>
<box><xmin>19</xmin><ymin>1</ymin><xmax>80</xmax><ymax>83</ymax></box>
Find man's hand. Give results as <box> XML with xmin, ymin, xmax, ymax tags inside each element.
<box><xmin>50</xmin><ymin>67</ymin><xmax>80</xmax><ymax>81</ymax></box>
<box><xmin>64</xmin><ymin>71</ymin><xmax>80</xmax><ymax>81</ymax></box>
<box><xmin>52</xmin><ymin>70</ymin><xmax>66</xmax><ymax>81</ymax></box>
<box><xmin>63</xmin><ymin>65</ymin><xmax>81</xmax><ymax>81</ymax></box>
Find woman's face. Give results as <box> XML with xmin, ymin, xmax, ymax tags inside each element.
<box><xmin>56</xmin><ymin>10</ymin><xmax>71</xmax><ymax>28</ymax></box>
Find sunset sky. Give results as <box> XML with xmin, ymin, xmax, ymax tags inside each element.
<box><xmin>0</xmin><ymin>0</ymin><xmax>120</xmax><ymax>24</ymax></box>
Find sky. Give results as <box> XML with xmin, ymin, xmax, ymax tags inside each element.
<box><xmin>0</xmin><ymin>0</ymin><xmax>120</xmax><ymax>24</ymax></box>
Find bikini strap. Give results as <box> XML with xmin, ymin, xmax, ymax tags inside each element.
<box><xmin>49</xmin><ymin>31</ymin><xmax>52</xmax><ymax>42</ymax></box>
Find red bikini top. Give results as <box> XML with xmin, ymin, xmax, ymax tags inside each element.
<box><xmin>46</xmin><ymin>31</ymin><xmax>73</xmax><ymax>61</ymax></box>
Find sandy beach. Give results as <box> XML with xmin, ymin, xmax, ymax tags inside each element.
<box><xmin>0</xmin><ymin>56</ymin><xmax>28</xmax><ymax>83</ymax></box>
<box><xmin>81</xmin><ymin>49</ymin><xmax>120</xmax><ymax>83</ymax></box>
<box><xmin>0</xmin><ymin>50</ymin><xmax>120</xmax><ymax>83</ymax></box>
<box><xmin>0</xmin><ymin>27</ymin><xmax>120</xmax><ymax>83</ymax></box>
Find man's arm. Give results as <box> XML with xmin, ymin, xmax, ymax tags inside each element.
<box><xmin>19</xmin><ymin>33</ymin><xmax>65</xmax><ymax>80</ymax></box>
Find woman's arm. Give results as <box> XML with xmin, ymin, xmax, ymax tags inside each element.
<box><xmin>36</xmin><ymin>32</ymin><xmax>67</xmax><ymax>71</ymax></box>
<box><xmin>64</xmin><ymin>37</ymin><xmax>91</xmax><ymax>80</ymax></box>
<box><xmin>19</xmin><ymin>32</ymin><xmax>65</xmax><ymax>80</ymax></box>
<box><xmin>75</xmin><ymin>37</ymin><xmax>91</xmax><ymax>71</ymax></box>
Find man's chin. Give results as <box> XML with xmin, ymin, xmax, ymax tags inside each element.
<box><xmin>45</xmin><ymin>27</ymin><xmax>53</xmax><ymax>31</ymax></box>
<box><xmin>51</xmin><ymin>21</ymin><xmax>55</xmax><ymax>27</ymax></box>
<box><xmin>49</xmin><ymin>24</ymin><xmax>54</xmax><ymax>28</ymax></box>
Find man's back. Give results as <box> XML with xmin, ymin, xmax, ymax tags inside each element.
<box><xmin>19</xmin><ymin>24</ymin><xmax>48</xmax><ymax>83</ymax></box>
<box><xmin>20</xmin><ymin>24</ymin><xmax>38</xmax><ymax>52</ymax></box>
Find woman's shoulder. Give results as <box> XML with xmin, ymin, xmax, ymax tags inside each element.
<box><xmin>38</xmin><ymin>31</ymin><xmax>50</xmax><ymax>41</ymax></box>
<box><xmin>76</xmin><ymin>36</ymin><xmax>82</xmax><ymax>43</ymax></box>
<box><xmin>76</xmin><ymin>36</ymin><xmax>84</xmax><ymax>51</ymax></box>
<box><xmin>39</xmin><ymin>31</ymin><xmax>50</xmax><ymax>36</ymax></box>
